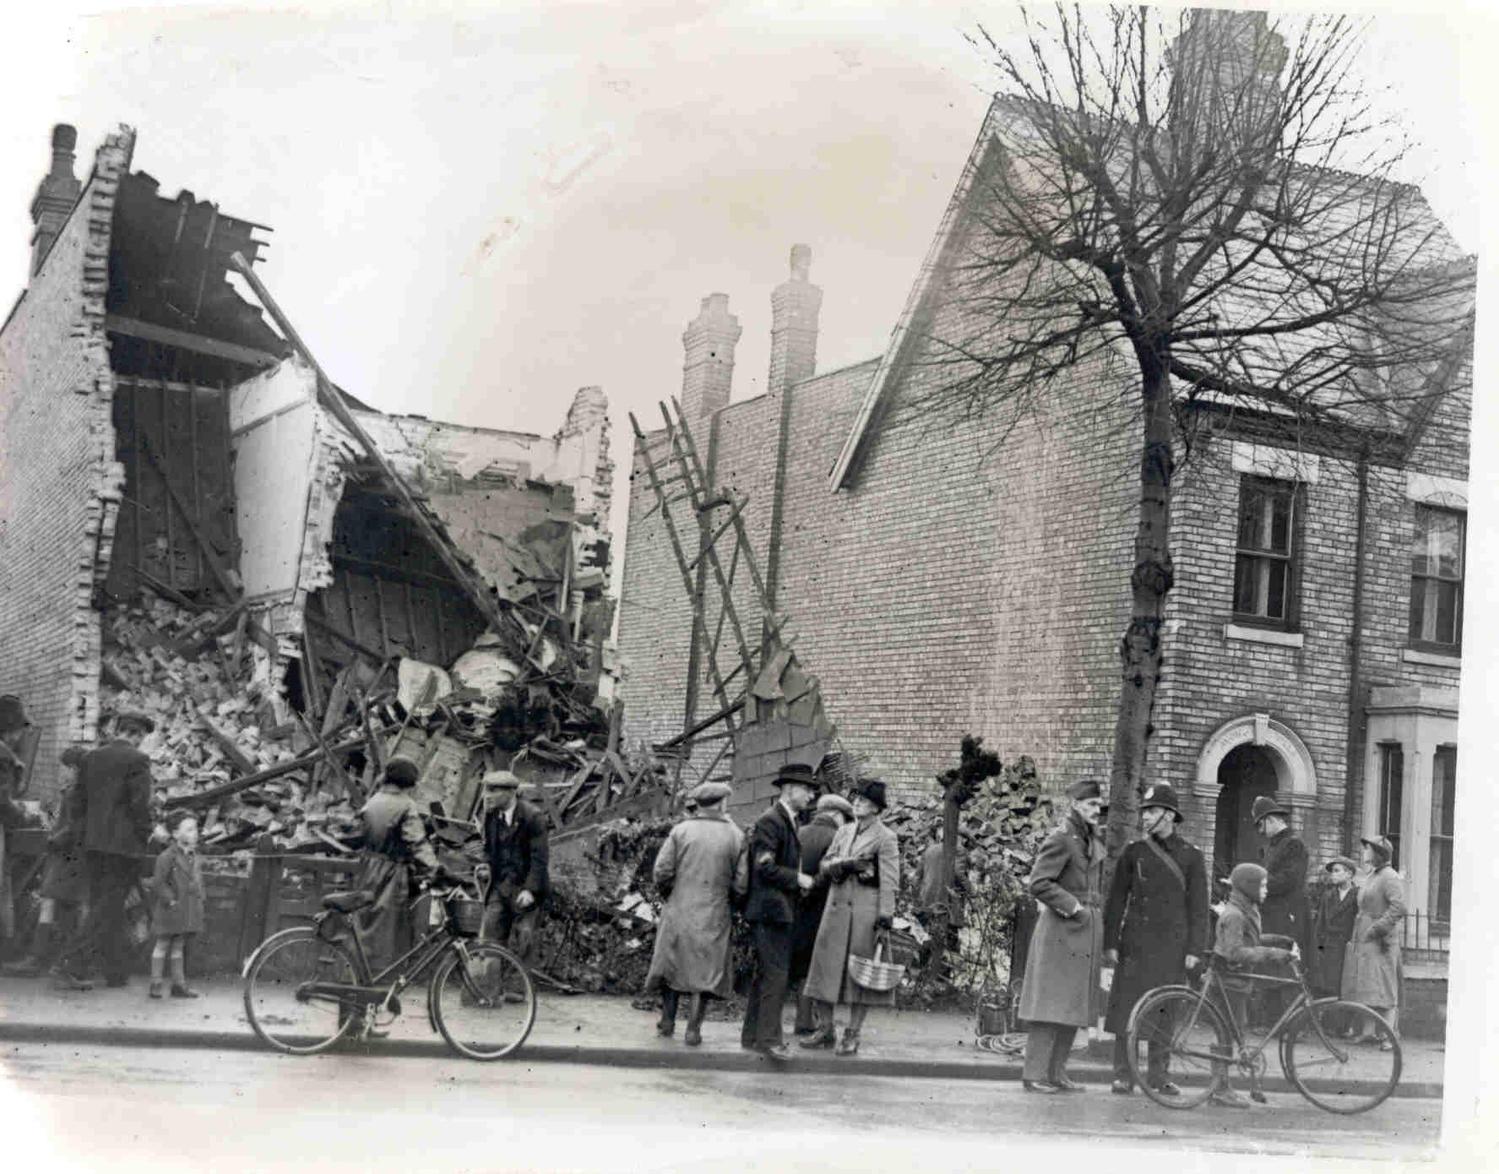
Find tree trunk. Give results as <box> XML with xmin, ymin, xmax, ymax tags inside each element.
<box><xmin>1105</xmin><ymin>356</ymin><xmax>1175</xmax><ymax>873</ymax></box>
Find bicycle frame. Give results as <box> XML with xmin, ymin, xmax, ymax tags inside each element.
<box><xmin>1167</xmin><ymin>961</ymin><xmax>1350</xmax><ymax>1074</ymax></box>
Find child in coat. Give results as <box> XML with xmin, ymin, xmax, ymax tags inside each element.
<box><xmin>149</xmin><ymin>813</ymin><xmax>205</xmax><ymax>999</ymax></box>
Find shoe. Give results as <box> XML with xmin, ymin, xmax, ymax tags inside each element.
<box><xmin>148</xmin><ymin>981</ymin><xmax>164</xmax><ymax>999</ymax></box>
<box><xmin>656</xmin><ymin>1019</ymin><xmax>675</xmax><ymax>1038</ymax></box>
<box><xmin>684</xmin><ymin>1024</ymin><xmax>702</xmax><ymax>1047</ymax></box>
<box><xmin>754</xmin><ymin>1043</ymin><xmax>794</xmax><ymax>1062</ymax></box>
<box><xmin>1022</xmin><ymin>1080</ymin><xmax>1060</xmax><ymax>1094</ymax></box>
<box><xmin>835</xmin><ymin>1030</ymin><xmax>860</xmax><ymax>1057</ymax></box>
<box><xmin>1052</xmin><ymin>1076</ymin><xmax>1086</xmax><ymax>1093</ymax></box>
<box><xmin>50</xmin><ymin>971</ymin><xmax>93</xmax><ymax>991</ymax></box>
<box><xmin>1250</xmin><ymin>1088</ymin><xmax>1268</xmax><ymax>1104</ymax></box>
<box><xmin>799</xmin><ymin>1028</ymin><xmax>836</xmax><ymax>1050</ymax></box>
<box><xmin>1111</xmin><ymin>1079</ymin><xmax>1134</xmax><ymax>1095</ymax></box>
<box><xmin>1209</xmin><ymin>1088</ymin><xmax>1252</xmax><ymax>1109</ymax></box>
<box><xmin>1151</xmin><ymin>1081</ymin><xmax>1181</xmax><ymax>1097</ymax></box>
<box><xmin>503</xmin><ymin>991</ymin><xmax>526</xmax><ymax>1005</ymax></box>
<box><xmin>170</xmin><ymin>984</ymin><xmax>201</xmax><ymax>999</ymax></box>
<box><xmin>1379</xmin><ymin>1039</ymin><xmax>1395</xmax><ymax>1053</ymax></box>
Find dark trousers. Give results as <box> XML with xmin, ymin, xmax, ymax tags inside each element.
<box><xmin>1022</xmin><ymin>1021</ymin><xmax>1078</xmax><ymax>1083</ymax></box>
<box><xmin>741</xmin><ymin>922</ymin><xmax>793</xmax><ymax>1049</ymax></box>
<box><xmin>54</xmin><ymin>852</ymin><xmax>136</xmax><ymax>981</ymax></box>
<box><xmin>481</xmin><ymin>892</ymin><xmax>541</xmax><ymax>970</ymax></box>
<box><xmin>1112</xmin><ymin>1033</ymin><xmax>1170</xmax><ymax>1087</ymax></box>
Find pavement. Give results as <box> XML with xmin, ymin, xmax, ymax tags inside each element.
<box><xmin>0</xmin><ymin>975</ymin><xmax>1445</xmax><ymax>1097</ymax></box>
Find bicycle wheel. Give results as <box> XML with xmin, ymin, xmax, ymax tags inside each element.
<box><xmin>430</xmin><ymin>941</ymin><xmax>536</xmax><ymax>1060</ymax></box>
<box><xmin>1282</xmin><ymin>1000</ymin><xmax>1401</xmax><ymax>1114</ymax></box>
<box><xmin>1126</xmin><ymin>987</ymin><xmax>1231</xmax><ymax>1109</ymax></box>
<box><xmin>243</xmin><ymin>926</ymin><xmax>360</xmax><ymax>1055</ymax></box>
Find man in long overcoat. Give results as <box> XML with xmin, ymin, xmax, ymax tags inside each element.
<box><xmin>739</xmin><ymin>762</ymin><xmax>818</xmax><ymax>1060</ymax></box>
<box><xmin>791</xmin><ymin>792</ymin><xmax>853</xmax><ymax>1034</ymax></box>
<box><xmin>51</xmin><ymin>711</ymin><xmax>156</xmax><ymax>989</ymax></box>
<box><xmin>645</xmin><ymin>782</ymin><xmax>748</xmax><ymax>1044</ymax></box>
<box><xmin>1019</xmin><ymin>778</ymin><xmax>1106</xmax><ymax>1093</ymax></box>
<box><xmin>1101</xmin><ymin>782</ymin><xmax>1208</xmax><ymax>1096</ymax></box>
<box><xmin>479</xmin><ymin>769</ymin><xmax>550</xmax><ymax>970</ymax></box>
<box><xmin>1252</xmin><ymin>795</ymin><xmax>1311</xmax><ymax>1020</ymax></box>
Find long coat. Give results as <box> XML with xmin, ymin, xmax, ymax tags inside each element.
<box><xmin>1018</xmin><ymin>813</ymin><xmax>1104</xmax><ymax>1028</ymax></box>
<box><xmin>354</xmin><ymin>786</ymin><xmax>439</xmax><ymax>968</ymax></box>
<box><xmin>804</xmin><ymin>817</ymin><xmax>901</xmax><ymax>1007</ymax></box>
<box><xmin>78</xmin><ymin>740</ymin><xmax>154</xmax><ymax>857</ymax></box>
<box><xmin>1261</xmin><ymin>827</ymin><xmax>1312</xmax><ymax>955</ymax></box>
<box><xmin>40</xmin><ymin>781</ymin><xmax>89</xmax><ymax>904</ymax></box>
<box><xmin>149</xmin><ymin>842</ymin><xmax>205</xmax><ymax>936</ymax></box>
<box><xmin>645</xmin><ymin>814</ymin><xmax>749</xmax><ymax>997</ymax></box>
<box><xmin>743</xmin><ymin>801</ymin><xmax>801</xmax><ymax>926</ymax></box>
<box><xmin>1101</xmin><ymin>832</ymin><xmax>1209</xmax><ymax>1035</ymax></box>
<box><xmin>790</xmin><ymin>812</ymin><xmax>842</xmax><ymax>983</ymax></box>
<box><xmin>1342</xmin><ymin>866</ymin><xmax>1405</xmax><ymax>1008</ymax></box>
<box><xmin>1310</xmin><ymin>883</ymin><xmax>1359</xmax><ymax>997</ymax></box>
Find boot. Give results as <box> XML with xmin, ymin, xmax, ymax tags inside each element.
<box><xmin>799</xmin><ymin>1001</ymin><xmax>836</xmax><ymax>1050</ymax></box>
<box><xmin>169</xmin><ymin>952</ymin><xmax>200</xmax><ymax>999</ymax></box>
<box><xmin>683</xmin><ymin>994</ymin><xmax>706</xmax><ymax>1047</ymax></box>
<box><xmin>656</xmin><ymin>989</ymin><xmax>679</xmax><ymax>1037</ymax></box>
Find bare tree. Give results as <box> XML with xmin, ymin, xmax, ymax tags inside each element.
<box><xmin>918</xmin><ymin>5</ymin><xmax>1474</xmax><ymax>867</ymax></box>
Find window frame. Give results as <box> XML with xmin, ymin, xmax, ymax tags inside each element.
<box><xmin>1231</xmin><ymin>475</ymin><xmax>1306</xmax><ymax>633</ymax></box>
<box><xmin>1429</xmin><ymin>743</ymin><xmax>1456</xmax><ymax>928</ymax></box>
<box><xmin>1376</xmin><ymin>741</ymin><xmax>1404</xmax><ymax>872</ymax></box>
<box><xmin>1408</xmin><ymin>505</ymin><xmax>1466</xmax><ymax>654</ymax></box>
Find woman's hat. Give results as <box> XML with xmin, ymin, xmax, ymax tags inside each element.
<box><xmin>771</xmin><ymin>762</ymin><xmax>819</xmax><ymax>790</ymax></box>
<box><xmin>815</xmin><ymin>793</ymin><xmax>855</xmax><ymax>819</ymax></box>
<box><xmin>1324</xmin><ymin>855</ymin><xmax>1357</xmax><ymax>874</ymax></box>
<box><xmin>1249</xmin><ymin>795</ymin><xmax>1290</xmax><ymax>825</ymax></box>
<box><xmin>1360</xmin><ymin>835</ymin><xmax>1395</xmax><ymax>865</ymax></box>
<box><xmin>852</xmin><ymin>778</ymin><xmax>887</xmax><ymax>811</ymax></box>
<box><xmin>384</xmin><ymin>755</ymin><xmax>423</xmax><ymax>787</ymax></box>
<box><xmin>1140</xmin><ymin>782</ymin><xmax>1183</xmax><ymax>821</ymax></box>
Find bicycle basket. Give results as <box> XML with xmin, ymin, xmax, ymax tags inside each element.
<box><xmin>848</xmin><ymin>937</ymin><xmax>906</xmax><ymax>993</ymax></box>
<box><xmin>446</xmin><ymin>896</ymin><xmax>485</xmax><ymax>937</ymax></box>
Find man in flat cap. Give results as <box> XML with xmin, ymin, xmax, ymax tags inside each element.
<box><xmin>1018</xmin><ymin>777</ymin><xmax>1106</xmax><ymax>1093</ymax></box>
<box><xmin>1102</xmin><ymin>782</ymin><xmax>1208</xmax><ymax>1096</ymax></box>
<box><xmin>479</xmin><ymin>769</ymin><xmax>550</xmax><ymax>973</ymax></box>
<box><xmin>740</xmin><ymin>762</ymin><xmax>819</xmax><ymax>1060</ymax></box>
<box><xmin>51</xmin><ymin>711</ymin><xmax>157</xmax><ymax>989</ymax></box>
<box><xmin>644</xmin><ymin>781</ymin><xmax>748</xmax><ymax>1045</ymax></box>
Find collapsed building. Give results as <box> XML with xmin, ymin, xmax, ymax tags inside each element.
<box><xmin>0</xmin><ymin>123</ymin><xmax>619</xmax><ymax>834</ymax></box>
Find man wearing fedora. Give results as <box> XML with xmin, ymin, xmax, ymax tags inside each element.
<box><xmin>1251</xmin><ymin>794</ymin><xmax>1311</xmax><ymax>1022</ymax></box>
<box><xmin>51</xmin><ymin>711</ymin><xmax>158</xmax><ymax>989</ymax></box>
<box><xmin>740</xmin><ymin>762</ymin><xmax>819</xmax><ymax>1060</ymax></box>
<box><xmin>1102</xmin><ymin>782</ymin><xmax>1208</xmax><ymax>1096</ymax></box>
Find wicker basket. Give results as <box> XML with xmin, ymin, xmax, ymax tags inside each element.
<box><xmin>446</xmin><ymin>896</ymin><xmax>486</xmax><ymax>937</ymax></box>
<box><xmin>848</xmin><ymin>936</ymin><xmax>906</xmax><ymax>992</ymax></box>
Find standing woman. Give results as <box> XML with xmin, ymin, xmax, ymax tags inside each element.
<box><xmin>1311</xmin><ymin>856</ymin><xmax>1359</xmax><ymax>1034</ymax></box>
<box><xmin>1018</xmin><ymin>778</ymin><xmax>1106</xmax><ymax>1094</ymax></box>
<box><xmin>791</xmin><ymin>792</ymin><xmax>854</xmax><ymax>1036</ymax></box>
<box><xmin>1343</xmin><ymin>835</ymin><xmax>1405</xmax><ymax>1049</ymax></box>
<box><xmin>801</xmin><ymin>779</ymin><xmax>900</xmax><ymax>1056</ymax></box>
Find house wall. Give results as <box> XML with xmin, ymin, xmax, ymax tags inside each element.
<box><xmin>0</xmin><ymin>130</ymin><xmax>133</xmax><ymax>802</ymax></box>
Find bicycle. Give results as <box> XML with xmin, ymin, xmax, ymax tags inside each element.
<box><xmin>241</xmin><ymin>871</ymin><xmax>536</xmax><ymax>1061</ymax></box>
<box><xmin>1123</xmin><ymin>943</ymin><xmax>1401</xmax><ymax>1114</ymax></box>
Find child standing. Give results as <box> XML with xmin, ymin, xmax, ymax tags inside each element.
<box><xmin>149</xmin><ymin>813</ymin><xmax>204</xmax><ymax>999</ymax></box>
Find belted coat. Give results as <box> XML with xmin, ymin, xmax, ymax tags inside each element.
<box><xmin>1342</xmin><ymin>866</ymin><xmax>1405</xmax><ymax>1007</ymax></box>
<box><xmin>645</xmin><ymin>813</ymin><xmax>749</xmax><ymax>998</ymax></box>
<box><xmin>354</xmin><ymin>786</ymin><xmax>439</xmax><ymax>968</ymax></box>
<box><xmin>1018</xmin><ymin>812</ymin><xmax>1105</xmax><ymax>1028</ymax></box>
<box><xmin>803</xmin><ymin>816</ymin><xmax>901</xmax><ymax>1007</ymax></box>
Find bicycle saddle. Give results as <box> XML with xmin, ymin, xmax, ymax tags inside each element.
<box><xmin>322</xmin><ymin>890</ymin><xmax>376</xmax><ymax>913</ymax></box>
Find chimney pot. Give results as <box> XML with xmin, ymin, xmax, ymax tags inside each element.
<box><xmin>29</xmin><ymin>122</ymin><xmax>84</xmax><ymax>277</ymax></box>
<box><xmin>51</xmin><ymin>124</ymin><xmax>78</xmax><ymax>154</ymax></box>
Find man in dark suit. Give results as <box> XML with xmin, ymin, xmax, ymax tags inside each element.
<box><xmin>1252</xmin><ymin>794</ymin><xmax>1310</xmax><ymax>1022</ymax></box>
<box><xmin>740</xmin><ymin>762</ymin><xmax>819</xmax><ymax>1060</ymax></box>
<box><xmin>51</xmin><ymin>711</ymin><xmax>156</xmax><ymax>989</ymax></box>
<box><xmin>479</xmin><ymin>770</ymin><xmax>550</xmax><ymax>971</ymax></box>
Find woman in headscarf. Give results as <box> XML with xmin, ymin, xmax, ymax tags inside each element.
<box><xmin>1342</xmin><ymin>836</ymin><xmax>1405</xmax><ymax>1049</ymax></box>
<box><xmin>801</xmin><ymin>779</ymin><xmax>900</xmax><ymax>1056</ymax></box>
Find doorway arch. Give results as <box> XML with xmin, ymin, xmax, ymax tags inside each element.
<box><xmin>1195</xmin><ymin>713</ymin><xmax>1318</xmax><ymax>880</ymax></box>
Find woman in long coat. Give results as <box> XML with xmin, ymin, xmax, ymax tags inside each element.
<box><xmin>645</xmin><ymin>783</ymin><xmax>748</xmax><ymax>1045</ymax></box>
<box><xmin>1342</xmin><ymin>835</ymin><xmax>1405</xmax><ymax>1047</ymax></box>
<box><xmin>354</xmin><ymin>756</ymin><xmax>440</xmax><ymax>971</ymax></box>
<box><xmin>1018</xmin><ymin>778</ymin><xmax>1106</xmax><ymax>1093</ymax></box>
<box><xmin>791</xmin><ymin>793</ymin><xmax>853</xmax><ymax>1033</ymax></box>
<box><xmin>802</xmin><ymin>778</ymin><xmax>900</xmax><ymax>1056</ymax></box>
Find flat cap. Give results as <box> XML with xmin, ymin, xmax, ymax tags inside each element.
<box><xmin>1065</xmin><ymin>778</ymin><xmax>1103</xmax><ymax>802</ymax></box>
<box><xmin>689</xmin><ymin>781</ymin><xmax>732</xmax><ymax>806</ymax></box>
<box><xmin>482</xmin><ymin>769</ymin><xmax>522</xmax><ymax>789</ymax></box>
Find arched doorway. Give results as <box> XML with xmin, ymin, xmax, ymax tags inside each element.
<box><xmin>1213</xmin><ymin>744</ymin><xmax>1281</xmax><ymax>883</ymax></box>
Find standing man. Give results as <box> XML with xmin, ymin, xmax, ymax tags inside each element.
<box><xmin>479</xmin><ymin>769</ymin><xmax>549</xmax><ymax>972</ymax></box>
<box><xmin>1102</xmin><ymin>782</ymin><xmax>1208</xmax><ymax>1096</ymax></box>
<box><xmin>51</xmin><ymin>711</ymin><xmax>156</xmax><ymax>989</ymax></box>
<box><xmin>644</xmin><ymin>781</ymin><xmax>748</xmax><ymax>1045</ymax></box>
<box><xmin>740</xmin><ymin>762</ymin><xmax>819</xmax><ymax>1061</ymax></box>
<box><xmin>1018</xmin><ymin>778</ymin><xmax>1106</xmax><ymax>1094</ymax></box>
<box><xmin>1251</xmin><ymin>794</ymin><xmax>1310</xmax><ymax>1020</ymax></box>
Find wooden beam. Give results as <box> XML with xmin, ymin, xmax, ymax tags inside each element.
<box><xmin>161</xmin><ymin>727</ymin><xmax>396</xmax><ymax>809</ymax></box>
<box><xmin>105</xmin><ymin>313</ymin><xmax>281</xmax><ymax>369</ymax></box>
<box><xmin>139</xmin><ymin>433</ymin><xmax>239</xmax><ymax>599</ymax></box>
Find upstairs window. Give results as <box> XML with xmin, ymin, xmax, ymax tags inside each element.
<box><xmin>1233</xmin><ymin>478</ymin><xmax>1302</xmax><ymax>629</ymax></box>
<box><xmin>1409</xmin><ymin>507</ymin><xmax>1465</xmax><ymax>650</ymax></box>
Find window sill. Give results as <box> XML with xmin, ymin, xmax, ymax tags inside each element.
<box><xmin>1402</xmin><ymin>648</ymin><xmax>1461</xmax><ymax>669</ymax></box>
<box><xmin>1224</xmin><ymin>623</ymin><xmax>1304</xmax><ymax>649</ymax></box>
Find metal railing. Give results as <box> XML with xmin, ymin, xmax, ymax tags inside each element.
<box><xmin>1400</xmin><ymin>909</ymin><xmax>1450</xmax><ymax>956</ymax></box>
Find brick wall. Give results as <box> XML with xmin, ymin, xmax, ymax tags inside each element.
<box><xmin>0</xmin><ymin>130</ymin><xmax>134</xmax><ymax>803</ymax></box>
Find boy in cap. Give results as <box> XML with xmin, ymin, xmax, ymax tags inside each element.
<box><xmin>1311</xmin><ymin>855</ymin><xmax>1359</xmax><ymax>1035</ymax></box>
<box><xmin>479</xmin><ymin>769</ymin><xmax>550</xmax><ymax>972</ymax></box>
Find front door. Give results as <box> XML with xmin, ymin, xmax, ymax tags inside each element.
<box><xmin>1213</xmin><ymin>744</ymin><xmax>1281</xmax><ymax>882</ymax></box>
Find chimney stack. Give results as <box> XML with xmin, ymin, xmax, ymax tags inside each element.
<box><xmin>30</xmin><ymin>124</ymin><xmax>82</xmax><ymax>277</ymax></box>
<box><xmin>1167</xmin><ymin>11</ymin><xmax>1286</xmax><ymax>154</ymax></box>
<box><xmin>767</xmin><ymin>244</ymin><xmax>822</xmax><ymax>397</ymax></box>
<box><xmin>681</xmin><ymin>292</ymin><xmax>742</xmax><ymax>424</ymax></box>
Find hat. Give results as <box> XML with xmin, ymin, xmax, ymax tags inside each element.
<box><xmin>482</xmin><ymin>769</ymin><xmax>522</xmax><ymax>791</ymax></box>
<box><xmin>771</xmin><ymin>762</ymin><xmax>819</xmax><ymax>790</ymax></box>
<box><xmin>0</xmin><ymin>694</ymin><xmax>31</xmax><ymax>734</ymax></box>
<box><xmin>59</xmin><ymin>746</ymin><xmax>90</xmax><ymax>769</ymax></box>
<box><xmin>815</xmin><ymin>793</ymin><xmax>855</xmax><ymax>819</ymax></box>
<box><xmin>1230</xmin><ymin>862</ymin><xmax>1267</xmax><ymax>902</ymax></box>
<box><xmin>1249</xmin><ymin>795</ymin><xmax>1289</xmax><ymax>825</ymax></box>
<box><xmin>1324</xmin><ymin>855</ymin><xmax>1357</xmax><ymax>874</ymax></box>
<box><xmin>384</xmin><ymin>755</ymin><xmax>422</xmax><ymax>787</ymax></box>
<box><xmin>1065</xmin><ymin>778</ymin><xmax>1104</xmax><ymax>802</ymax></box>
<box><xmin>689</xmin><ymin>781</ymin><xmax>732</xmax><ymax>806</ymax></box>
<box><xmin>113</xmin><ymin>710</ymin><xmax>156</xmax><ymax>734</ymax></box>
<box><xmin>1360</xmin><ymin>835</ymin><xmax>1395</xmax><ymax>865</ymax></box>
<box><xmin>852</xmin><ymin>778</ymin><xmax>887</xmax><ymax>811</ymax></box>
<box><xmin>1140</xmin><ymin>782</ymin><xmax>1183</xmax><ymax>822</ymax></box>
